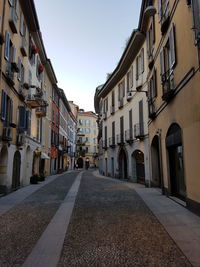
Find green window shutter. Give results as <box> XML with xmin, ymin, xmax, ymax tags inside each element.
<box><xmin>18</xmin><ymin>106</ymin><xmax>26</xmax><ymax>131</ymax></box>
<box><xmin>160</xmin><ymin>49</ymin><xmax>165</xmax><ymax>77</ymax></box>
<box><xmin>1</xmin><ymin>90</ymin><xmax>7</xmax><ymax>121</ymax></box>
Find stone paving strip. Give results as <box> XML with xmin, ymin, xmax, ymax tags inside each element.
<box><xmin>59</xmin><ymin>171</ymin><xmax>191</xmax><ymax>267</ymax></box>
<box><xmin>0</xmin><ymin>171</ymin><xmax>78</xmax><ymax>267</ymax></box>
<box><xmin>22</xmin><ymin>171</ymin><xmax>83</xmax><ymax>267</ymax></box>
<box><xmin>0</xmin><ymin>171</ymin><xmax>72</xmax><ymax>216</ymax></box>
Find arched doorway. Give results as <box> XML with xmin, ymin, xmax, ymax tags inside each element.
<box><xmin>0</xmin><ymin>146</ymin><xmax>8</xmax><ymax>193</ymax></box>
<box><xmin>133</xmin><ymin>150</ymin><xmax>145</xmax><ymax>184</ymax></box>
<box><xmin>77</xmin><ymin>157</ymin><xmax>83</xmax><ymax>168</ymax></box>
<box><xmin>151</xmin><ymin>136</ymin><xmax>161</xmax><ymax>187</ymax></box>
<box><xmin>118</xmin><ymin>148</ymin><xmax>128</xmax><ymax>179</ymax></box>
<box><xmin>12</xmin><ymin>151</ymin><xmax>21</xmax><ymax>190</ymax></box>
<box><xmin>166</xmin><ymin>123</ymin><xmax>186</xmax><ymax>200</ymax></box>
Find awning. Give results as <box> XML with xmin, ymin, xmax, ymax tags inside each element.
<box><xmin>41</xmin><ymin>152</ymin><xmax>50</xmax><ymax>159</ymax></box>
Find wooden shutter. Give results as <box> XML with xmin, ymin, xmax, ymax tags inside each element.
<box><xmin>192</xmin><ymin>0</ymin><xmax>200</xmax><ymax>43</ymax></box>
<box><xmin>169</xmin><ymin>24</ymin><xmax>176</xmax><ymax>68</ymax></box>
<box><xmin>20</xmin><ymin>14</ymin><xmax>24</xmax><ymax>35</ymax></box>
<box><xmin>112</xmin><ymin>91</ymin><xmax>114</xmax><ymax>106</ymax></box>
<box><xmin>112</xmin><ymin>121</ymin><xmax>115</xmax><ymax>138</ymax></box>
<box><xmin>9</xmin><ymin>98</ymin><xmax>13</xmax><ymax>123</ymax></box>
<box><xmin>18</xmin><ymin>57</ymin><xmax>21</xmax><ymax>80</ymax></box>
<box><xmin>141</xmin><ymin>48</ymin><xmax>144</xmax><ymax>73</ymax></box>
<box><xmin>136</xmin><ymin>57</ymin><xmax>139</xmax><ymax>80</ymax></box>
<box><xmin>139</xmin><ymin>100</ymin><xmax>144</xmax><ymax>133</ymax></box>
<box><xmin>4</xmin><ymin>31</ymin><xmax>10</xmax><ymax>61</ymax></box>
<box><xmin>1</xmin><ymin>90</ymin><xmax>7</xmax><ymax>121</ymax></box>
<box><xmin>147</xmin><ymin>31</ymin><xmax>150</xmax><ymax>57</ymax></box>
<box><xmin>11</xmin><ymin>45</ymin><xmax>16</xmax><ymax>63</ymax></box>
<box><xmin>129</xmin><ymin>109</ymin><xmax>132</xmax><ymax>129</ymax></box>
<box><xmin>123</xmin><ymin>80</ymin><xmax>125</xmax><ymax>97</ymax></box>
<box><xmin>158</xmin><ymin>0</ymin><xmax>162</xmax><ymax>22</ymax></box>
<box><xmin>130</xmin><ymin>65</ymin><xmax>133</xmax><ymax>87</ymax></box>
<box><xmin>18</xmin><ymin>106</ymin><xmax>26</xmax><ymax>131</ymax></box>
<box><xmin>153</xmin><ymin>69</ymin><xmax>157</xmax><ymax>98</ymax></box>
<box><xmin>160</xmin><ymin>49</ymin><xmax>165</xmax><ymax>77</ymax></box>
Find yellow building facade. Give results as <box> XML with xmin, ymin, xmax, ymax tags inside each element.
<box><xmin>142</xmin><ymin>0</ymin><xmax>200</xmax><ymax>214</ymax></box>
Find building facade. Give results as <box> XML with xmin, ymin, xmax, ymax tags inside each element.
<box><xmin>143</xmin><ymin>0</ymin><xmax>200</xmax><ymax>215</ymax></box>
<box><xmin>94</xmin><ymin>28</ymin><xmax>150</xmax><ymax>184</ymax></box>
<box><xmin>76</xmin><ymin>110</ymin><xmax>98</xmax><ymax>168</ymax></box>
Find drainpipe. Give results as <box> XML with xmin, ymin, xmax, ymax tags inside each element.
<box><xmin>157</xmin><ymin>128</ymin><xmax>165</xmax><ymax>195</ymax></box>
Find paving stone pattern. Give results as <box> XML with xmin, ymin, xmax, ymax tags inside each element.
<box><xmin>59</xmin><ymin>172</ymin><xmax>192</xmax><ymax>267</ymax></box>
<box><xmin>0</xmin><ymin>172</ymin><xmax>77</xmax><ymax>267</ymax></box>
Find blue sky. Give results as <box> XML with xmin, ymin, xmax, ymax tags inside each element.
<box><xmin>34</xmin><ymin>0</ymin><xmax>142</xmax><ymax>111</ymax></box>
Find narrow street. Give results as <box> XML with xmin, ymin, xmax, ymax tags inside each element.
<box><xmin>0</xmin><ymin>171</ymin><xmax>199</xmax><ymax>267</ymax></box>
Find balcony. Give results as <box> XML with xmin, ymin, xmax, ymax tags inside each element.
<box><xmin>2</xmin><ymin>127</ymin><xmax>12</xmax><ymax>142</ymax></box>
<box><xmin>127</xmin><ymin>91</ymin><xmax>133</xmax><ymax>101</ymax></box>
<box><xmin>102</xmin><ymin>112</ymin><xmax>107</xmax><ymax>120</ymax></box>
<box><xmin>136</xmin><ymin>74</ymin><xmax>143</xmax><ymax>90</ymax></box>
<box><xmin>117</xmin><ymin>133</ymin><xmax>124</xmax><ymax>145</ymax></box>
<box><xmin>144</xmin><ymin>0</ymin><xmax>156</xmax><ymax>18</ymax></box>
<box><xmin>20</xmin><ymin>37</ymin><xmax>28</xmax><ymax>57</ymax></box>
<box><xmin>16</xmin><ymin>133</ymin><xmax>25</xmax><ymax>146</ymax></box>
<box><xmin>110</xmin><ymin>105</ymin><xmax>115</xmax><ymax>115</ymax></box>
<box><xmin>26</xmin><ymin>88</ymin><xmax>43</xmax><ymax>108</ymax></box>
<box><xmin>125</xmin><ymin>129</ymin><xmax>134</xmax><ymax>143</ymax></box>
<box><xmin>148</xmin><ymin>99</ymin><xmax>156</xmax><ymax>119</ymax></box>
<box><xmin>35</xmin><ymin>106</ymin><xmax>47</xmax><ymax>118</ymax></box>
<box><xmin>102</xmin><ymin>139</ymin><xmax>108</xmax><ymax>149</ymax></box>
<box><xmin>5</xmin><ymin>62</ymin><xmax>15</xmax><ymax>86</ymax></box>
<box><xmin>18</xmin><ymin>88</ymin><xmax>26</xmax><ymax>101</ymax></box>
<box><xmin>109</xmin><ymin>137</ymin><xmax>115</xmax><ymax>148</ymax></box>
<box><xmin>134</xmin><ymin>123</ymin><xmax>145</xmax><ymax>140</ymax></box>
<box><xmin>160</xmin><ymin>1</ymin><xmax>170</xmax><ymax>35</ymax></box>
<box><xmin>9</xmin><ymin>7</ymin><xmax>18</xmax><ymax>33</ymax></box>
<box><xmin>162</xmin><ymin>70</ymin><xmax>175</xmax><ymax>102</ymax></box>
<box><xmin>118</xmin><ymin>98</ymin><xmax>124</xmax><ymax>109</ymax></box>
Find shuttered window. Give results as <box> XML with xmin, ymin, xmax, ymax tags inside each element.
<box><xmin>111</xmin><ymin>91</ymin><xmax>115</xmax><ymax>106</ymax></box>
<box><xmin>112</xmin><ymin>121</ymin><xmax>115</xmax><ymax>139</ymax></box>
<box><xmin>9</xmin><ymin>99</ymin><xmax>13</xmax><ymax>123</ymax></box>
<box><xmin>18</xmin><ymin>106</ymin><xmax>26</xmax><ymax>131</ymax></box>
<box><xmin>1</xmin><ymin>90</ymin><xmax>7</xmax><ymax>121</ymax></box>
<box><xmin>169</xmin><ymin>24</ymin><xmax>176</xmax><ymax>68</ymax></box>
<box><xmin>4</xmin><ymin>31</ymin><xmax>10</xmax><ymax>61</ymax></box>
<box><xmin>192</xmin><ymin>0</ymin><xmax>200</xmax><ymax>44</ymax></box>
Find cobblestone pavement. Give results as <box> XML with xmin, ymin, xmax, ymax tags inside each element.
<box><xmin>0</xmin><ymin>172</ymin><xmax>78</xmax><ymax>267</ymax></box>
<box><xmin>59</xmin><ymin>171</ymin><xmax>192</xmax><ymax>267</ymax></box>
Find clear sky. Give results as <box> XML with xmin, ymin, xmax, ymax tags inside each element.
<box><xmin>34</xmin><ymin>0</ymin><xmax>142</xmax><ymax>112</ymax></box>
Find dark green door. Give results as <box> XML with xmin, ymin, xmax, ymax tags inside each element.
<box><xmin>12</xmin><ymin>151</ymin><xmax>21</xmax><ymax>190</ymax></box>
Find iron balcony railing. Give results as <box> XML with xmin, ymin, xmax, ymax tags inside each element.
<box><xmin>116</xmin><ymin>133</ymin><xmax>124</xmax><ymax>144</ymax></box>
<box><xmin>134</xmin><ymin>123</ymin><xmax>145</xmax><ymax>139</ymax></box>
<box><xmin>161</xmin><ymin>69</ymin><xmax>175</xmax><ymax>101</ymax></box>
<box><xmin>125</xmin><ymin>128</ymin><xmax>134</xmax><ymax>142</ymax></box>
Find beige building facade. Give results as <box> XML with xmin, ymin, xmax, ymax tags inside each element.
<box><xmin>76</xmin><ymin>111</ymin><xmax>98</xmax><ymax>168</ymax></box>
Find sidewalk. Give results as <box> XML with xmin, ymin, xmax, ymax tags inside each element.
<box><xmin>0</xmin><ymin>171</ymin><xmax>72</xmax><ymax>216</ymax></box>
<box><xmin>93</xmin><ymin>170</ymin><xmax>200</xmax><ymax>267</ymax></box>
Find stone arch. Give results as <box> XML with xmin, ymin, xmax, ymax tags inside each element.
<box><xmin>118</xmin><ymin>146</ymin><xmax>128</xmax><ymax>179</ymax></box>
<box><xmin>166</xmin><ymin>123</ymin><xmax>186</xmax><ymax>200</ymax></box>
<box><xmin>12</xmin><ymin>150</ymin><xmax>21</xmax><ymax>190</ymax></box>
<box><xmin>0</xmin><ymin>146</ymin><xmax>8</xmax><ymax>193</ymax></box>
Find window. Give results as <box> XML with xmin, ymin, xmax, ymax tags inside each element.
<box><xmin>118</xmin><ymin>80</ymin><xmax>125</xmax><ymax>100</ymax></box>
<box><xmin>160</xmin><ymin>24</ymin><xmax>176</xmax><ymax>85</ymax></box>
<box><xmin>158</xmin><ymin>0</ymin><xmax>169</xmax><ymax>23</ymax></box>
<box><xmin>103</xmin><ymin>98</ymin><xmax>108</xmax><ymax>113</ymax></box>
<box><xmin>192</xmin><ymin>0</ymin><xmax>200</xmax><ymax>45</ymax></box>
<box><xmin>4</xmin><ymin>31</ymin><xmax>10</xmax><ymax>61</ymax></box>
<box><xmin>148</xmin><ymin>69</ymin><xmax>157</xmax><ymax>100</ymax></box>
<box><xmin>127</xmin><ymin>66</ymin><xmax>133</xmax><ymax>92</ymax></box>
<box><xmin>136</xmin><ymin>48</ymin><xmax>144</xmax><ymax>80</ymax></box>
<box><xmin>147</xmin><ymin>16</ymin><xmax>155</xmax><ymax>58</ymax></box>
<box><xmin>111</xmin><ymin>90</ymin><xmax>115</xmax><ymax>106</ymax></box>
<box><xmin>1</xmin><ymin>90</ymin><xmax>13</xmax><ymax>126</ymax></box>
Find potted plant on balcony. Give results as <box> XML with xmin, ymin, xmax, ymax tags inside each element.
<box><xmin>38</xmin><ymin>63</ymin><xmax>44</xmax><ymax>74</ymax></box>
<box><xmin>31</xmin><ymin>45</ymin><xmax>39</xmax><ymax>54</ymax></box>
